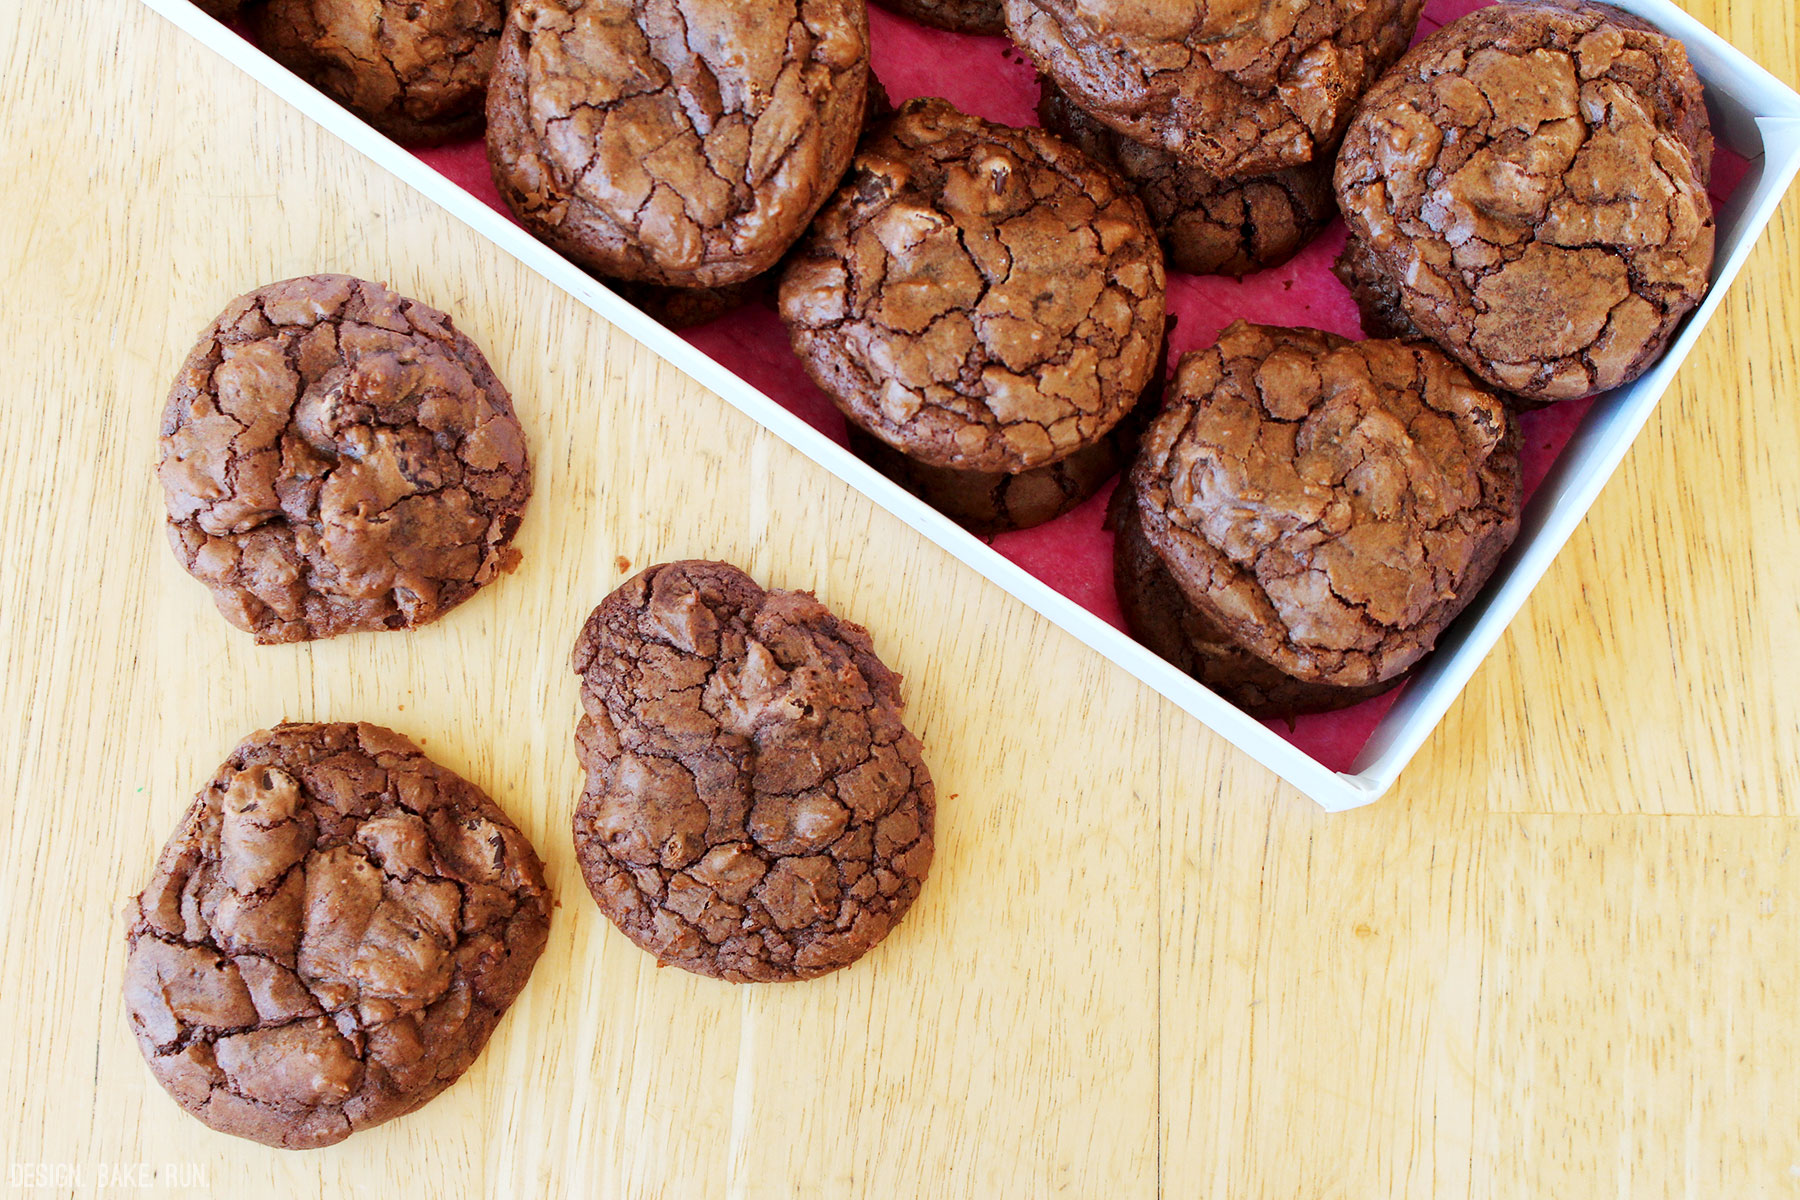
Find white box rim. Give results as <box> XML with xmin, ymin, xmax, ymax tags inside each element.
<box><xmin>131</xmin><ymin>0</ymin><xmax>1800</xmax><ymax>812</ymax></box>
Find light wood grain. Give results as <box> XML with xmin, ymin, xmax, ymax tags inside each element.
<box><xmin>1</xmin><ymin>0</ymin><xmax>1797</xmax><ymax>1195</ymax></box>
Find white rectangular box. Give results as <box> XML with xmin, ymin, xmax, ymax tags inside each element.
<box><xmin>138</xmin><ymin>0</ymin><xmax>1800</xmax><ymax>810</ymax></box>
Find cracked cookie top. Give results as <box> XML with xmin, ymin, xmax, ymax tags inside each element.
<box><xmin>485</xmin><ymin>0</ymin><xmax>871</xmax><ymax>288</ymax></box>
<box><xmin>779</xmin><ymin>97</ymin><xmax>1165</xmax><ymax>473</ymax></box>
<box><xmin>157</xmin><ymin>275</ymin><xmax>532</xmax><ymax>645</ymax></box>
<box><xmin>1003</xmin><ymin>0</ymin><xmax>1424</xmax><ymax>178</ymax></box>
<box><xmin>1129</xmin><ymin>323</ymin><xmax>1523</xmax><ymax>689</ymax></box>
<box><xmin>252</xmin><ymin>0</ymin><xmax>503</xmax><ymax>144</ymax></box>
<box><xmin>123</xmin><ymin>723</ymin><xmax>552</xmax><ymax>1150</ymax></box>
<box><xmin>571</xmin><ymin>560</ymin><xmax>935</xmax><ymax>983</ymax></box>
<box><xmin>1334</xmin><ymin>0</ymin><xmax>1715</xmax><ymax>402</ymax></box>
<box><xmin>1109</xmin><ymin>482</ymin><xmax>1396</xmax><ymax>718</ymax></box>
<box><xmin>1037</xmin><ymin>80</ymin><xmax>1335</xmax><ymax>277</ymax></box>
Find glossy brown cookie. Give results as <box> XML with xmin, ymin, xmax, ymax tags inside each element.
<box><xmin>780</xmin><ymin>97</ymin><xmax>1165</xmax><ymax>475</ymax></box>
<box><xmin>1109</xmin><ymin>484</ymin><xmax>1395</xmax><ymax>719</ymax></box>
<box><xmin>1004</xmin><ymin>0</ymin><xmax>1423</xmax><ymax>177</ymax></box>
<box><xmin>485</xmin><ymin>0</ymin><xmax>871</xmax><ymax>288</ymax></box>
<box><xmin>1038</xmin><ymin>80</ymin><xmax>1336</xmax><ymax>277</ymax></box>
<box><xmin>158</xmin><ymin>275</ymin><xmax>532</xmax><ymax>645</ymax></box>
<box><xmin>571</xmin><ymin>561</ymin><xmax>935</xmax><ymax>983</ymax></box>
<box><xmin>123</xmin><ymin>723</ymin><xmax>552</xmax><ymax>1149</ymax></box>
<box><xmin>872</xmin><ymin>0</ymin><xmax>1003</xmax><ymax>35</ymax></box>
<box><xmin>252</xmin><ymin>0</ymin><xmax>502</xmax><ymax>143</ymax></box>
<box><xmin>1129</xmin><ymin>322</ymin><xmax>1522</xmax><ymax>690</ymax></box>
<box><xmin>1334</xmin><ymin>0</ymin><xmax>1715</xmax><ymax>403</ymax></box>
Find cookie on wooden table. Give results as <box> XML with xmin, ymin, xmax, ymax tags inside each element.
<box><xmin>123</xmin><ymin>722</ymin><xmax>552</xmax><ymax>1149</ymax></box>
<box><xmin>571</xmin><ymin>561</ymin><xmax>935</xmax><ymax>983</ymax></box>
<box><xmin>486</xmin><ymin>0</ymin><xmax>871</xmax><ymax>288</ymax></box>
<box><xmin>1003</xmin><ymin>0</ymin><xmax>1424</xmax><ymax>177</ymax></box>
<box><xmin>1334</xmin><ymin>0</ymin><xmax>1716</xmax><ymax>403</ymax></box>
<box><xmin>1126</xmin><ymin>322</ymin><xmax>1523</xmax><ymax>694</ymax></box>
<box><xmin>158</xmin><ymin>274</ymin><xmax>532</xmax><ymax>644</ymax></box>
<box><xmin>252</xmin><ymin>0</ymin><xmax>503</xmax><ymax>144</ymax></box>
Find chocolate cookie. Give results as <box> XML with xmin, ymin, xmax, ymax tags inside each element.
<box><xmin>1333</xmin><ymin>231</ymin><xmax>1421</xmax><ymax>343</ymax></box>
<box><xmin>780</xmin><ymin>97</ymin><xmax>1165</xmax><ymax>474</ymax></box>
<box><xmin>1334</xmin><ymin>1</ymin><xmax>1715</xmax><ymax>403</ymax></box>
<box><xmin>607</xmin><ymin>75</ymin><xmax>894</xmax><ymax>329</ymax></box>
<box><xmin>571</xmin><ymin>560</ymin><xmax>934</xmax><ymax>983</ymax></box>
<box><xmin>1129</xmin><ymin>322</ymin><xmax>1523</xmax><ymax>689</ymax></box>
<box><xmin>158</xmin><ymin>275</ymin><xmax>531</xmax><ymax>645</ymax></box>
<box><xmin>1004</xmin><ymin>0</ymin><xmax>1424</xmax><ymax>178</ymax></box>
<box><xmin>850</xmin><ymin>321</ymin><xmax>1166</xmax><ymax>534</ymax></box>
<box><xmin>123</xmin><ymin>723</ymin><xmax>552</xmax><ymax>1150</ymax></box>
<box><xmin>871</xmin><ymin>0</ymin><xmax>1003</xmax><ymax>36</ymax></box>
<box><xmin>486</xmin><ymin>0</ymin><xmax>871</xmax><ymax>288</ymax></box>
<box><xmin>1109</xmin><ymin>484</ymin><xmax>1394</xmax><ymax>718</ymax></box>
<box><xmin>1038</xmin><ymin>81</ymin><xmax>1336</xmax><ymax>277</ymax></box>
<box><xmin>252</xmin><ymin>0</ymin><xmax>502</xmax><ymax>143</ymax></box>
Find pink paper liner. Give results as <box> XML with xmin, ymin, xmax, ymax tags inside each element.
<box><xmin>395</xmin><ymin>1</ymin><xmax>1744</xmax><ymax>773</ymax></box>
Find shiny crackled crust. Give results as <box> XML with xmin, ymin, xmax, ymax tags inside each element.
<box><xmin>779</xmin><ymin>97</ymin><xmax>1165</xmax><ymax>474</ymax></box>
<box><xmin>123</xmin><ymin>723</ymin><xmax>551</xmax><ymax>1150</ymax></box>
<box><xmin>1130</xmin><ymin>322</ymin><xmax>1523</xmax><ymax>689</ymax></box>
<box><xmin>1109</xmin><ymin>484</ymin><xmax>1395</xmax><ymax>718</ymax></box>
<box><xmin>485</xmin><ymin>0</ymin><xmax>870</xmax><ymax>288</ymax></box>
<box><xmin>1003</xmin><ymin>0</ymin><xmax>1423</xmax><ymax>177</ymax></box>
<box><xmin>1334</xmin><ymin>0</ymin><xmax>1715</xmax><ymax>402</ymax></box>
<box><xmin>252</xmin><ymin>0</ymin><xmax>503</xmax><ymax>144</ymax></box>
<box><xmin>1038</xmin><ymin>80</ymin><xmax>1336</xmax><ymax>277</ymax></box>
<box><xmin>872</xmin><ymin>0</ymin><xmax>1004</xmax><ymax>35</ymax></box>
<box><xmin>571</xmin><ymin>561</ymin><xmax>934</xmax><ymax>983</ymax></box>
<box><xmin>158</xmin><ymin>275</ymin><xmax>531</xmax><ymax>645</ymax></box>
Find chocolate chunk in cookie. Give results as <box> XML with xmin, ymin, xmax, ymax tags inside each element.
<box><xmin>1038</xmin><ymin>80</ymin><xmax>1335</xmax><ymax>277</ymax></box>
<box><xmin>1334</xmin><ymin>1</ymin><xmax>1715</xmax><ymax>403</ymax></box>
<box><xmin>780</xmin><ymin>97</ymin><xmax>1165</xmax><ymax>475</ymax></box>
<box><xmin>158</xmin><ymin>275</ymin><xmax>532</xmax><ymax>644</ymax></box>
<box><xmin>571</xmin><ymin>561</ymin><xmax>934</xmax><ymax>983</ymax></box>
<box><xmin>872</xmin><ymin>0</ymin><xmax>1003</xmax><ymax>36</ymax></box>
<box><xmin>123</xmin><ymin>723</ymin><xmax>552</xmax><ymax>1149</ymax></box>
<box><xmin>486</xmin><ymin>0</ymin><xmax>871</xmax><ymax>288</ymax></box>
<box><xmin>1129</xmin><ymin>322</ymin><xmax>1522</xmax><ymax>690</ymax></box>
<box><xmin>1109</xmin><ymin>484</ymin><xmax>1394</xmax><ymax>718</ymax></box>
<box><xmin>1004</xmin><ymin>0</ymin><xmax>1424</xmax><ymax>177</ymax></box>
<box><xmin>252</xmin><ymin>0</ymin><xmax>502</xmax><ymax>144</ymax></box>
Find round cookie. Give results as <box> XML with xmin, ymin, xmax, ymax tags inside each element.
<box><xmin>1003</xmin><ymin>0</ymin><xmax>1424</xmax><ymax>178</ymax></box>
<box><xmin>780</xmin><ymin>97</ymin><xmax>1165</xmax><ymax>475</ymax></box>
<box><xmin>871</xmin><ymin>0</ymin><xmax>1003</xmax><ymax>36</ymax></box>
<box><xmin>571</xmin><ymin>560</ymin><xmax>934</xmax><ymax>983</ymax></box>
<box><xmin>252</xmin><ymin>0</ymin><xmax>503</xmax><ymax>144</ymax></box>
<box><xmin>158</xmin><ymin>275</ymin><xmax>531</xmax><ymax>645</ymax></box>
<box><xmin>1129</xmin><ymin>322</ymin><xmax>1523</xmax><ymax>690</ymax></box>
<box><xmin>1334</xmin><ymin>0</ymin><xmax>1716</xmax><ymax>403</ymax></box>
<box><xmin>123</xmin><ymin>722</ymin><xmax>552</xmax><ymax>1150</ymax></box>
<box><xmin>1109</xmin><ymin>484</ymin><xmax>1394</xmax><ymax>718</ymax></box>
<box><xmin>485</xmin><ymin>0</ymin><xmax>871</xmax><ymax>289</ymax></box>
<box><xmin>1038</xmin><ymin>80</ymin><xmax>1336</xmax><ymax>277</ymax></box>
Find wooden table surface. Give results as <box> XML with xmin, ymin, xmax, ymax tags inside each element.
<box><xmin>3</xmin><ymin>0</ymin><xmax>1798</xmax><ymax>1195</ymax></box>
